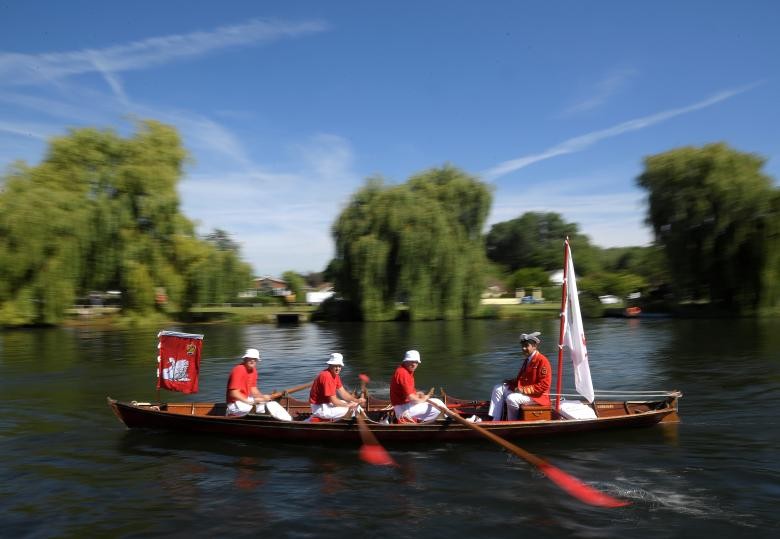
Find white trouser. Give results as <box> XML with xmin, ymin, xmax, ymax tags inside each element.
<box><xmin>310</xmin><ymin>403</ymin><xmax>358</xmax><ymax>420</ymax></box>
<box><xmin>226</xmin><ymin>398</ymin><xmax>292</xmax><ymax>421</ymax></box>
<box><xmin>394</xmin><ymin>398</ymin><xmax>444</xmax><ymax>423</ymax></box>
<box><xmin>488</xmin><ymin>383</ymin><xmax>534</xmax><ymax>420</ymax></box>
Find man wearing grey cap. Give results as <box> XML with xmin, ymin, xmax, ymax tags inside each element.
<box><xmin>487</xmin><ymin>332</ymin><xmax>552</xmax><ymax>421</ymax></box>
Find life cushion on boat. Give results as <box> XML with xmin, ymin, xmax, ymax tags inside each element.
<box><xmin>558</xmin><ymin>401</ymin><xmax>598</xmax><ymax>420</ymax></box>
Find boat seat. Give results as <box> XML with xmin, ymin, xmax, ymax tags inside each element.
<box><xmin>519</xmin><ymin>405</ymin><xmax>552</xmax><ymax>420</ymax></box>
<box><xmin>558</xmin><ymin>401</ymin><xmax>597</xmax><ymax>420</ymax></box>
<box><xmin>499</xmin><ymin>404</ymin><xmax>553</xmax><ymax>421</ymax></box>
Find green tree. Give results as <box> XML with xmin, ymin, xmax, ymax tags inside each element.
<box><xmin>486</xmin><ymin>212</ymin><xmax>601</xmax><ymax>274</ymax></box>
<box><xmin>508</xmin><ymin>267</ymin><xmax>551</xmax><ymax>291</ymax></box>
<box><xmin>637</xmin><ymin>143</ymin><xmax>779</xmax><ymax>311</ymax></box>
<box><xmin>205</xmin><ymin>228</ymin><xmax>241</xmax><ymax>252</ymax></box>
<box><xmin>303</xmin><ymin>271</ymin><xmax>325</xmax><ymax>288</ymax></box>
<box><xmin>0</xmin><ymin>121</ymin><xmax>254</xmax><ymax>325</ymax></box>
<box><xmin>202</xmin><ymin>230</ymin><xmax>253</xmax><ymax>304</ymax></box>
<box><xmin>599</xmin><ymin>245</ymin><xmax>671</xmax><ymax>294</ymax></box>
<box><xmin>578</xmin><ymin>272</ymin><xmax>648</xmax><ymax>299</ymax></box>
<box><xmin>282</xmin><ymin>271</ymin><xmax>306</xmax><ymax>303</ymax></box>
<box><xmin>331</xmin><ymin>166</ymin><xmax>492</xmax><ymax>321</ymax></box>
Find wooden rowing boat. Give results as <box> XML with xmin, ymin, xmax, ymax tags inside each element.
<box><xmin>107</xmin><ymin>390</ymin><xmax>681</xmax><ymax>444</ymax></box>
<box><xmin>110</xmin><ymin>240</ymin><xmax>681</xmax><ymax>454</ymax></box>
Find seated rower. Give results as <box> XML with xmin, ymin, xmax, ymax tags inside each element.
<box><xmin>309</xmin><ymin>353</ymin><xmax>365</xmax><ymax>420</ymax></box>
<box><xmin>389</xmin><ymin>350</ymin><xmax>445</xmax><ymax>423</ymax></box>
<box><xmin>225</xmin><ymin>348</ymin><xmax>292</xmax><ymax>421</ymax></box>
<box><xmin>488</xmin><ymin>332</ymin><xmax>551</xmax><ymax>421</ymax></box>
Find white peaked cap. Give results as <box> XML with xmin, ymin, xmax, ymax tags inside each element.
<box><xmin>519</xmin><ymin>332</ymin><xmax>541</xmax><ymax>344</ymax></box>
<box><xmin>403</xmin><ymin>350</ymin><xmax>421</xmax><ymax>363</ymax></box>
<box><xmin>326</xmin><ymin>353</ymin><xmax>345</xmax><ymax>366</ymax></box>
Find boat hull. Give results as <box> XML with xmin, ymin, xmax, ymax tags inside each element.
<box><xmin>108</xmin><ymin>394</ymin><xmax>680</xmax><ymax>444</ymax></box>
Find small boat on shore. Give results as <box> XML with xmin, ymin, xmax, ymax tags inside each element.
<box><xmin>108</xmin><ymin>390</ymin><xmax>681</xmax><ymax>444</ymax></box>
<box><xmin>625</xmin><ymin>306</ymin><xmax>642</xmax><ymax>317</ymax></box>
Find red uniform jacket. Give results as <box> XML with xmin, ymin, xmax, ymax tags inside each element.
<box><xmin>513</xmin><ymin>351</ymin><xmax>552</xmax><ymax>406</ymax></box>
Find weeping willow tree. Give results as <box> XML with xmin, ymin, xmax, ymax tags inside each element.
<box><xmin>0</xmin><ymin>120</ymin><xmax>252</xmax><ymax>325</ymax></box>
<box><xmin>637</xmin><ymin>143</ymin><xmax>780</xmax><ymax>312</ymax></box>
<box><xmin>331</xmin><ymin>166</ymin><xmax>492</xmax><ymax>321</ymax></box>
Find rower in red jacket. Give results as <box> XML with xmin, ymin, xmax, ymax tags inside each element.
<box><xmin>309</xmin><ymin>353</ymin><xmax>365</xmax><ymax>420</ymax></box>
<box><xmin>389</xmin><ymin>350</ymin><xmax>445</xmax><ymax>422</ymax></box>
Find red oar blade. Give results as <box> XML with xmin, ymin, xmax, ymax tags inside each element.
<box><xmin>539</xmin><ymin>463</ymin><xmax>630</xmax><ymax>508</ymax></box>
<box><xmin>360</xmin><ymin>443</ymin><xmax>397</xmax><ymax>467</ymax></box>
<box><xmin>358</xmin><ymin>373</ymin><xmax>371</xmax><ymax>383</ymax></box>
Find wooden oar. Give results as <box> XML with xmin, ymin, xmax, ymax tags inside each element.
<box><xmin>428</xmin><ymin>400</ymin><xmax>629</xmax><ymax>508</ymax></box>
<box><xmin>269</xmin><ymin>381</ymin><xmax>313</xmax><ymax>400</ymax></box>
<box><xmin>355</xmin><ymin>374</ymin><xmax>397</xmax><ymax>466</ymax></box>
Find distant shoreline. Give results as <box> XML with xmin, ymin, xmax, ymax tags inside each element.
<box><xmin>8</xmin><ymin>301</ymin><xmax>775</xmax><ymax>330</ymax></box>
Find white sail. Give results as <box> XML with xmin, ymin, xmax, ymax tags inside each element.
<box><xmin>564</xmin><ymin>241</ymin><xmax>595</xmax><ymax>403</ymax></box>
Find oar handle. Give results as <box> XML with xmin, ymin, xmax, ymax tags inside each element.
<box><xmin>428</xmin><ymin>401</ymin><xmax>545</xmax><ymax>467</ymax></box>
<box><xmin>358</xmin><ymin>374</ymin><xmax>371</xmax><ymax>407</ymax></box>
<box><xmin>270</xmin><ymin>381</ymin><xmax>312</xmax><ymax>400</ymax></box>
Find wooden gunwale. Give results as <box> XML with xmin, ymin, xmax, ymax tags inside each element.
<box><xmin>107</xmin><ymin>392</ymin><xmax>680</xmax><ymax>444</ymax></box>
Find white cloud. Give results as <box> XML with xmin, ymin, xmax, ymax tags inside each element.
<box><xmin>0</xmin><ymin>18</ymin><xmax>329</xmax><ymax>86</ymax></box>
<box><xmin>239</xmin><ymin>227</ymin><xmax>335</xmax><ymax>275</ymax></box>
<box><xmin>294</xmin><ymin>133</ymin><xmax>357</xmax><ymax>184</ymax></box>
<box><xmin>0</xmin><ymin>120</ymin><xmax>53</xmax><ymax>140</ymax></box>
<box><xmin>492</xmin><ymin>193</ymin><xmax>652</xmax><ymax>248</ymax></box>
<box><xmin>483</xmin><ymin>83</ymin><xmax>760</xmax><ymax>180</ymax></box>
<box><xmin>560</xmin><ymin>68</ymin><xmax>638</xmax><ymax>116</ymax></box>
<box><xmin>0</xmin><ymin>90</ymin><xmax>105</xmax><ymax>123</ymax></box>
<box><xmin>88</xmin><ymin>53</ymin><xmax>130</xmax><ymax>107</ymax></box>
<box><xmin>178</xmin><ymin>133</ymin><xmax>360</xmax><ymax>275</ymax></box>
<box><xmin>488</xmin><ymin>170</ymin><xmax>653</xmax><ymax>248</ymax></box>
<box><xmin>154</xmin><ymin>109</ymin><xmax>256</xmax><ymax>169</ymax></box>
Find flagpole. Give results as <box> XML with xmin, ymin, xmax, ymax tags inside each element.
<box><xmin>555</xmin><ymin>237</ymin><xmax>570</xmax><ymax>413</ymax></box>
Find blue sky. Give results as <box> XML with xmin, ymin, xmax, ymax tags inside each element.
<box><xmin>1</xmin><ymin>1</ymin><xmax>778</xmax><ymax>276</ymax></box>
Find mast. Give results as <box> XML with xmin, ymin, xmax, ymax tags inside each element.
<box><xmin>555</xmin><ymin>238</ymin><xmax>570</xmax><ymax>413</ymax></box>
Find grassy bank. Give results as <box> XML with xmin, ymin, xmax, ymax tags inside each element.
<box><xmin>185</xmin><ymin>304</ymin><xmax>317</xmax><ymax>324</ymax></box>
<box><xmin>476</xmin><ymin>303</ymin><xmax>561</xmax><ymax>319</ymax></box>
<box><xmin>61</xmin><ymin>299</ymin><xmax>779</xmax><ymax>328</ymax></box>
<box><xmin>59</xmin><ymin>304</ymin><xmax>317</xmax><ymax>327</ymax></box>
<box><xmin>58</xmin><ymin>302</ymin><xmax>559</xmax><ymax>328</ymax></box>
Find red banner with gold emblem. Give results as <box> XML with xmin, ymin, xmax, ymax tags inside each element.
<box><xmin>156</xmin><ymin>331</ymin><xmax>204</xmax><ymax>394</ymax></box>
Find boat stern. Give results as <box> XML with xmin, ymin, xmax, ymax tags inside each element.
<box><xmin>659</xmin><ymin>390</ymin><xmax>683</xmax><ymax>423</ymax></box>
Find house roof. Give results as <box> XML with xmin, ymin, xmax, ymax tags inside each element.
<box><xmin>254</xmin><ymin>276</ymin><xmax>286</xmax><ymax>284</ymax></box>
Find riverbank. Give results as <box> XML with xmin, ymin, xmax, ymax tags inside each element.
<box><xmin>58</xmin><ymin>304</ymin><xmax>318</xmax><ymax>328</ymax></box>
<box><xmin>40</xmin><ymin>300</ymin><xmax>780</xmax><ymax>330</ymax></box>
<box><xmin>201</xmin><ymin>302</ymin><xmax>563</xmax><ymax>323</ymax></box>
<box><xmin>475</xmin><ymin>302</ymin><xmax>561</xmax><ymax>319</ymax></box>
<box><xmin>54</xmin><ymin>302</ymin><xmax>563</xmax><ymax>329</ymax></box>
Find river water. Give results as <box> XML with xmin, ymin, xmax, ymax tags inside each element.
<box><xmin>1</xmin><ymin>317</ymin><xmax>778</xmax><ymax>538</ymax></box>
